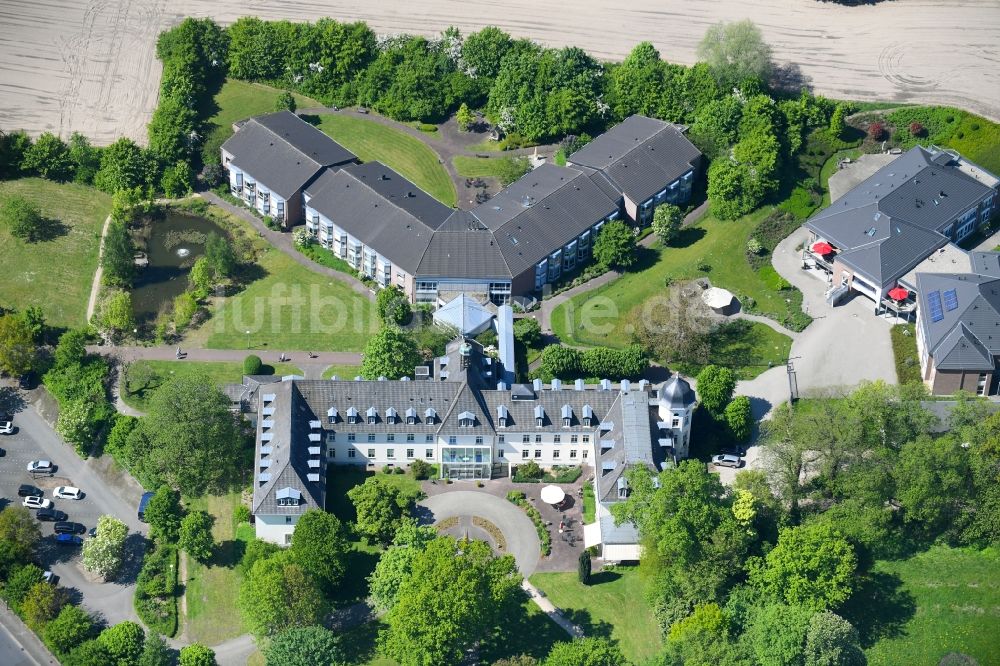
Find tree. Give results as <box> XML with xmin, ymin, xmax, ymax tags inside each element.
<box><xmin>409</xmin><ymin>458</ymin><xmax>432</xmax><ymax>480</ymax></box>
<box><xmin>348</xmin><ymin>478</ymin><xmax>411</xmax><ymax>545</ymax></box>
<box><xmin>707</xmin><ymin>158</ymin><xmax>768</xmax><ymax>220</ymax></box>
<box><xmin>145</xmin><ymin>485</ymin><xmax>184</xmax><ymax>542</ymax></box>
<box><xmin>99</xmin><ymin>621</ymin><xmax>145</xmax><ymax>666</ymax></box>
<box><xmin>634</xmin><ymin>281</ymin><xmax>714</xmax><ymax>367</ymax></box>
<box><xmin>22</xmin><ymin>581</ymin><xmax>68</xmax><ymax>631</ymax></box>
<box><xmin>53</xmin><ymin>327</ymin><xmax>89</xmax><ymax>367</ymax></box>
<box><xmin>94</xmin><ymin>137</ymin><xmax>152</xmax><ymax>194</ymax></box>
<box><xmin>662</xmin><ymin>603</ymin><xmax>743</xmax><ymax>666</ymax></box>
<box><xmin>22</xmin><ymin>132</ymin><xmax>73</xmax><ymax>180</ymax></box>
<box><xmin>243</xmin><ymin>354</ymin><xmax>263</xmax><ymax>375</ymax></box>
<box><xmin>138</xmin><ymin>373</ymin><xmax>245</xmax><ymax>495</ymax></box>
<box><xmin>137</xmin><ymin>633</ymin><xmax>173</xmax><ymax>666</ymax></box>
<box><xmin>0</xmin><ymin>506</ymin><xmax>41</xmax><ymax>571</ymax></box>
<box><xmin>0</xmin><ymin>313</ymin><xmax>37</xmax><ymax>377</ymax></box>
<box><xmin>1</xmin><ymin>195</ymin><xmax>45</xmax><ymax>242</ymax></box>
<box><xmin>1</xmin><ymin>564</ymin><xmax>44</xmax><ymax>612</ymax></box>
<box><xmin>179</xmin><ymin>510</ymin><xmax>215</xmax><ymax>561</ymax></box>
<box><xmin>537</xmin><ymin>345</ymin><xmax>582</xmax><ymax>381</ymax></box>
<box><xmin>577</xmin><ymin>551</ymin><xmax>591</xmax><ymax>585</ymax></box>
<box><xmin>724</xmin><ymin>395</ymin><xmax>753</xmax><ymax>442</ymax></box>
<box><xmin>368</xmin><ymin>519</ymin><xmax>437</xmax><ymax>612</ymax></box>
<box><xmin>65</xmin><ymin>638</ymin><xmax>111</xmax><ymax>666</ymax></box>
<box><xmin>160</xmin><ymin>161</ymin><xmax>194</xmax><ymax>198</ymax></box>
<box><xmin>239</xmin><ymin>553</ymin><xmax>326</xmax><ymax>637</ymax></box>
<box><xmin>290</xmin><ymin>509</ymin><xmax>349</xmax><ymax>589</ymax></box>
<box><xmin>461</xmin><ymin>26</ymin><xmax>513</xmax><ymax>80</ymax></box>
<box><xmin>652</xmin><ymin>204</ymin><xmax>684</xmax><ymax>246</ymax></box>
<box><xmin>179</xmin><ymin>644</ymin><xmax>217</xmax><ymax>666</ymax></box>
<box><xmin>751</xmin><ymin>522</ymin><xmax>857</xmax><ymax>611</ymax></box>
<box><xmin>240</xmin><ymin>538</ymin><xmax>281</xmax><ymax>575</ymax></box>
<box><xmin>265</xmin><ymin>626</ymin><xmax>345</xmax><ymax>666</ymax></box>
<box><xmin>376</xmin><ymin>285</ymin><xmax>412</xmax><ymax>325</ymax></box>
<box><xmin>17</xmin><ymin>306</ymin><xmax>45</xmax><ymax>343</ymax></box>
<box><xmin>804</xmin><ymin>612</ymin><xmax>865</xmax><ymax>666</ymax></box>
<box><xmin>611</xmin><ymin>42</ymin><xmax>666</xmax><ymax>120</ymax></box>
<box><xmin>275</xmin><ymin>91</ymin><xmax>297</xmax><ymax>113</ymax></box>
<box><xmin>173</xmin><ymin>292</ymin><xmax>199</xmax><ymax>330</ymax></box>
<box><xmin>69</xmin><ymin>133</ymin><xmax>101</xmax><ymax>184</ymax></box>
<box><xmin>697</xmin><ymin>20</ymin><xmax>773</xmax><ymax>89</ymax></box>
<box><xmin>189</xmin><ymin>257</ymin><xmax>214</xmax><ymax>297</ymax></box>
<box><xmin>456</xmin><ymin>102</ymin><xmax>474</xmax><ymax>130</ymax></box>
<box><xmin>44</xmin><ymin>604</ymin><xmax>96</xmax><ymax>657</ymax></box>
<box><xmin>82</xmin><ymin>515</ymin><xmax>129</xmax><ymax>579</ymax></box>
<box><xmin>379</xmin><ymin>537</ymin><xmax>521</xmax><ymax>666</ymax></box>
<box><xmin>745</xmin><ymin>604</ymin><xmax>814</xmax><ymax>666</ymax></box>
<box><xmin>513</xmin><ymin>317</ymin><xmax>541</xmax><ymax>347</ymax></box>
<box><xmin>361</xmin><ymin>325</ymin><xmax>422</xmax><ymax>380</ymax></box>
<box><xmin>828</xmin><ymin>104</ymin><xmax>847</xmax><ymax>139</ymax></box>
<box><xmin>95</xmin><ymin>290</ymin><xmax>136</xmax><ymax>342</ymax></box>
<box><xmin>690</xmin><ymin>96</ymin><xmax>744</xmax><ymax>156</ymax></box>
<box><xmin>893</xmin><ymin>434</ymin><xmax>971</xmax><ymax>539</ymax></box>
<box><xmin>102</xmin><ymin>221</ymin><xmax>135</xmax><ymax>288</ymax></box>
<box><xmin>543</xmin><ymin>638</ymin><xmax>629</xmax><ymax>666</ymax></box>
<box><xmin>867</xmin><ymin>121</ymin><xmax>885</xmax><ymax>141</ymax></box>
<box><xmin>696</xmin><ymin>365</ymin><xmax>736</xmax><ymax>415</ymax></box>
<box><xmin>592</xmin><ymin>220</ymin><xmax>636</xmax><ymax>271</ymax></box>
<box><xmin>56</xmin><ymin>398</ymin><xmax>101</xmax><ymax>454</ymax></box>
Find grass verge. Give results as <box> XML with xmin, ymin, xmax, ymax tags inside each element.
<box><xmin>582</xmin><ymin>481</ymin><xmax>595</xmax><ymax>524</ymax></box>
<box><xmin>890</xmin><ymin>324</ymin><xmax>922</xmax><ymax>386</ymax></box>
<box><xmin>322</xmin><ymin>364</ymin><xmax>363</xmax><ymax>379</ymax></box>
<box><xmin>530</xmin><ymin>567</ymin><xmax>662</xmax><ymax>664</ymax></box>
<box><xmin>0</xmin><ymin>178</ymin><xmax>111</xmax><ymax>328</ymax></box>
<box><xmin>312</xmin><ymin>114</ymin><xmax>456</xmax><ymax>206</ymax></box>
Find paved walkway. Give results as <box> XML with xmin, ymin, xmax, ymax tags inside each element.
<box><xmin>86</xmin><ymin>345</ymin><xmax>362</xmax><ymax>367</ymax></box>
<box><xmin>200</xmin><ymin>192</ymin><xmax>374</xmax><ymax>301</ymax></box>
<box><xmin>521</xmin><ymin>580</ymin><xmax>583</xmax><ymax>638</ymax></box>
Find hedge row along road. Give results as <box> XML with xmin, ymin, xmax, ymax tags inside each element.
<box><xmin>1</xmin><ymin>0</ymin><xmax>999</xmax><ymax>145</ymax></box>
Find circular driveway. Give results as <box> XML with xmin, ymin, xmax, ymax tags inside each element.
<box><xmin>419</xmin><ymin>491</ymin><xmax>541</xmax><ymax>575</ymax></box>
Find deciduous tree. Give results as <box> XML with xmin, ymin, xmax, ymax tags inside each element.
<box><xmin>804</xmin><ymin>611</ymin><xmax>865</xmax><ymax>666</ymax></box>
<box><xmin>697</xmin><ymin>20</ymin><xmax>773</xmax><ymax>89</ymax></box>
<box><xmin>537</xmin><ymin>345</ymin><xmax>582</xmax><ymax>382</ymax></box>
<box><xmin>22</xmin><ymin>132</ymin><xmax>73</xmax><ymax>180</ymax></box>
<box><xmin>745</xmin><ymin>604</ymin><xmax>814</xmax><ymax>666</ymax></box>
<box><xmin>361</xmin><ymin>325</ymin><xmax>422</xmax><ymax>380</ymax></box>
<box><xmin>368</xmin><ymin>519</ymin><xmax>437</xmax><ymax>612</ymax></box>
<box><xmin>179</xmin><ymin>510</ymin><xmax>215</xmax><ymax>562</ymax></box>
<box><xmin>239</xmin><ymin>553</ymin><xmax>326</xmax><ymax>637</ymax></box>
<box><xmin>1</xmin><ymin>195</ymin><xmax>45</xmax><ymax>242</ymax></box>
<box><xmin>137</xmin><ymin>633</ymin><xmax>173</xmax><ymax>666</ymax></box>
<box><xmin>82</xmin><ymin>515</ymin><xmax>129</xmax><ymax>579</ymax></box>
<box><xmin>274</xmin><ymin>91</ymin><xmax>297</xmax><ymax>113</ymax></box>
<box><xmin>94</xmin><ymin>137</ymin><xmax>153</xmax><ymax>194</ymax></box>
<box><xmin>592</xmin><ymin>220</ymin><xmax>636</xmax><ymax>271</ymax></box>
<box><xmin>376</xmin><ymin>286</ymin><xmax>412</xmax><ymax>325</ymax></box>
<box><xmin>43</xmin><ymin>604</ymin><xmax>96</xmax><ymax>657</ymax></box>
<box><xmin>265</xmin><ymin>626</ymin><xmax>345</xmax><ymax>666</ymax></box>
<box><xmin>696</xmin><ymin>365</ymin><xmax>736</xmax><ymax>415</ymax></box>
<box><xmin>543</xmin><ymin>638</ymin><xmax>629</xmax><ymax>666</ymax></box>
<box><xmin>179</xmin><ymin>643</ymin><xmax>217</xmax><ymax>666</ymax></box>
<box><xmin>348</xmin><ymin>478</ymin><xmax>411</xmax><ymax>545</ymax></box>
<box><xmin>724</xmin><ymin>395</ymin><xmax>753</xmax><ymax>442</ymax></box>
<box><xmin>22</xmin><ymin>581</ymin><xmax>68</xmax><ymax>631</ymax></box>
<box><xmin>0</xmin><ymin>313</ymin><xmax>37</xmax><ymax>378</ymax></box>
<box><xmin>461</xmin><ymin>26</ymin><xmax>513</xmax><ymax>80</ymax></box>
<box><xmin>98</xmin><ymin>621</ymin><xmax>145</xmax><ymax>666</ymax></box>
<box><xmin>289</xmin><ymin>509</ymin><xmax>349</xmax><ymax>589</ymax></box>
<box><xmin>102</xmin><ymin>221</ymin><xmax>135</xmax><ymax>288</ymax></box>
<box><xmin>146</xmin><ymin>486</ymin><xmax>184</xmax><ymax>543</ymax></box>
<box><xmin>95</xmin><ymin>290</ymin><xmax>136</xmax><ymax>342</ymax></box>
<box><xmin>652</xmin><ymin>204</ymin><xmax>684</xmax><ymax>246</ymax></box>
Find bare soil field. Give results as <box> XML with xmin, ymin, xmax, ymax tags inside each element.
<box><xmin>1</xmin><ymin>0</ymin><xmax>998</xmax><ymax>145</ymax></box>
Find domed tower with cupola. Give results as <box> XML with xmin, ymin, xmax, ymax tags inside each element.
<box><xmin>657</xmin><ymin>375</ymin><xmax>696</xmax><ymax>459</ymax></box>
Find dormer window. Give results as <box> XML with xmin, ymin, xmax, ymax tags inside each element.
<box><xmin>327</xmin><ymin>407</ymin><xmax>339</xmax><ymax>424</ymax></box>
<box><xmin>386</xmin><ymin>407</ymin><xmax>398</xmax><ymax>425</ymax></box>
<box><xmin>367</xmin><ymin>406</ymin><xmax>378</xmax><ymax>425</ymax></box>
<box><xmin>561</xmin><ymin>404</ymin><xmax>572</xmax><ymax>427</ymax></box>
<box><xmin>458</xmin><ymin>411</ymin><xmax>475</xmax><ymax>428</ymax></box>
<box><xmin>406</xmin><ymin>407</ymin><xmax>417</xmax><ymax>425</ymax></box>
<box><xmin>582</xmin><ymin>404</ymin><xmax>593</xmax><ymax>427</ymax></box>
<box><xmin>347</xmin><ymin>407</ymin><xmax>359</xmax><ymax>424</ymax></box>
<box><xmin>534</xmin><ymin>405</ymin><xmax>545</xmax><ymax>427</ymax></box>
<box><xmin>425</xmin><ymin>408</ymin><xmax>437</xmax><ymax>424</ymax></box>
<box><xmin>275</xmin><ymin>487</ymin><xmax>302</xmax><ymax>507</ymax></box>
<box><xmin>617</xmin><ymin>476</ymin><xmax>629</xmax><ymax>499</ymax></box>
<box><xmin>497</xmin><ymin>405</ymin><xmax>509</xmax><ymax>428</ymax></box>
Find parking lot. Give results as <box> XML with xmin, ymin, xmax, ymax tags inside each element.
<box><xmin>0</xmin><ymin>394</ymin><xmax>148</xmax><ymax>627</ymax></box>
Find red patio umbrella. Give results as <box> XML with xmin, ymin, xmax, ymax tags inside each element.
<box><xmin>811</xmin><ymin>241</ymin><xmax>834</xmax><ymax>255</ymax></box>
<box><xmin>888</xmin><ymin>286</ymin><xmax>909</xmax><ymax>301</ymax></box>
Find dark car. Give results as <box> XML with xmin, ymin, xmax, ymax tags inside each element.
<box><xmin>18</xmin><ymin>484</ymin><xmax>43</xmax><ymax>498</ymax></box>
<box><xmin>54</xmin><ymin>522</ymin><xmax>86</xmax><ymax>535</ymax></box>
<box><xmin>55</xmin><ymin>534</ymin><xmax>82</xmax><ymax>546</ymax></box>
<box><xmin>18</xmin><ymin>373</ymin><xmax>35</xmax><ymax>390</ymax></box>
<box><xmin>37</xmin><ymin>508</ymin><xmax>68</xmax><ymax>522</ymax></box>
<box><xmin>138</xmin><ymin>491</ymin><xmax>155</xmax><ymax>522</ymax></box>
<box><xmin>88</xmin><ymin>527</ymin><xmax>98</xmax><ymax>538</ymax></box>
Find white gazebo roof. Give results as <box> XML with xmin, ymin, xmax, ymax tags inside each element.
<box><xmin>433</xmin><ymin>295</ymin><xmax>494</xmax><ymax>336</ymax></box>
<box><xmin>701</xmin><ymin>287</ymin><xmax>735</xmax><ymax>309</ymax></box>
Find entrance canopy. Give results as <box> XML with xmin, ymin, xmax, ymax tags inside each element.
<box><xmin>433</xmin><ymin>294</ymin><xmax>494</xmax><ymax>336</ymax></box>
<box><xmin>540</xmin><ymin>485</ymin><xmax>566</xmax><ymax>505</ymax></box>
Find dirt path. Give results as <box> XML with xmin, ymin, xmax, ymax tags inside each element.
<box><xmin>85</xmin><ymin>212</ymin><xmax>113</xmax><ymax>323</ymax></box>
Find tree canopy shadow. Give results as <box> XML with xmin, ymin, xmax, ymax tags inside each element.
<box><xmin>559</xmin><ymin>608</ymin><xmax>615</xmax><ymax>641</ymax></box>
<box><xmin>112</xmin><ymin>532</ymin><xmax>149</xmax><ymax>586</ymax></box>
<box><xmin>0</xmin><ymin>386</ymin><xmax>27</xmax><ymax>415</ymax></box>
<box><xmin>668</xmin><ymin>225</ymin><xmax>707</xmax><ymax>249</ymax></box>
<box><xmin>588</xmin><ymin>570</ymin><xmax>622</xmax><ymax>585</ymax></box>
<box><xmin>337</xmin><ymin>620</ymin><xmax>382</xmax><ymax>664</ymax></box>
<box><xmin>840</xmin><ymin>570</ymin><xmax>917</xmax><ymax>647</ymax></box>
<box><xmin>210</xmin><ymin>537</ymin><xmax>247</xmax><ymax>569</ymax></box>
<box><xmin>479</xmin><ymin>592</ymin><xmax>567</xmax><ymax>662</ymax></box>
<box><xmin>25</xmin><ymin>215</ymin><xmax>70</xmax><ymax>242</ymax></box>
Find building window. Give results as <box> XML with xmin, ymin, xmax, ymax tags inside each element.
<box><xmin>407</xmin><ymin>449</ymin><xmax>414</xmax><ymax>459</ymax></box>
<box><xmin>672</xmin><ymin>418</ymin><xmax>680</xmax><ymax>428</ymax></box>
<box><xmin>553</xmin><ymin>435</ymin><xmax>561</xmax><ymax>444</ymax></box>
<box><xmin>582</xmin><ymin>450</ymin><xmax>589</xmax><ymax>459</ymax></box>
<box><xmin>535</xmin><ymin>435</ymin><xmax>542</xmax><ymax>443</ymax></box>
<box><xmin>368</xmin><ymin>433</ymin><xmax>376</xmax><ymax>442</ymax></box>
<box><xmin>348</xmin><ymin>448</ymin><xmax>356</xmax><ymax>458</ymax></box>
<box><xmin>366</xmin><ymin>448</ymin><xmax>376</xmax><ymax>458</ymax></box>
<box><xmin>449</xmin><ymin>436</ymin><xmax>457</xmax><ymax>444</ymax></box>
<box><xmin>498</xmin><ymin>449</ymin><xmax>505</xmax><ymax>458</ymax></box>
<box><xmin>522</xmin><ymin>450</ymin><xmax>529</xmax><ymax>459</ymax></box>
<box><xmin>570</xmin><ymin>435</ymin><xmax>578</xmax><ymax>443</ymax></box>
<box><xmin>329</xmin><ymin>448</ymin><xmax>336</xmax><ymax>458</ymax></box>
<box><xmin>570</xmin><ymin>450</ymin><xmax>578</xmax><ymax>459</ymax></box>
<box><xmin>522</xmin><ymin>435</ymin><xmax>530</xmax><ymax>443</ymax></box>
<box><xmin>426</xmin><ymin>449</ymin><xmax>434</xmax><ymax>458</ymax></box>
<box><xmin>978</xmin><ymin>373</ymin><xmax>988</xmax><ymax>396</ymax></box>
<box><xmin>582</xmin><ymin>436</ymin><xmax>590</xmax><ymax>444</ymax></box>
<box><xmin>534</xmin><ymin>450</ymin><xmax>542</xmax><ymax>459</ymax></box>
<box><xmin>387</xmin><ymin>434</ymin><xmax>395</xmax><ymax>442</ymax></box>
<box><xmin>475</xmin><ymin>436</ymin><xmax>484</xmax><ymax>444</ymax></box>
<box><xmin>387</xmin><ymin>449</ymin><xmax>395</xmax><ymax>459</ymax></box>
<box><xmin>407</xmin><ymin>433</ymin><xmax>414</xmax><ymax>442</ymax></box>
<box><xmin>498</xmin><ymin>435</ymin><xmax>505</xmax><ymax>443</ymax></box>
<box><xmin>553</xmin><ymin>450</ymin><xmax>560</xmax><ymax>459</ymax></box>
<box><xmin>348</xmin><ymin>433</ymin><xmax>356</xmax><ymax>442</ymax></box>
<box><xmin>326</xmin><ymin>433</ymin><xmax>336</xmax><ymax>444</ymax></box>
<box><xmin>285</xmin><ymin>516</ymin><xmax>292</xmax><ymax>524</ymax></box>
<box><xmin>426</xmin><ymin>435</ymin><xmax>434</xmax><ymax>442</ymax></box>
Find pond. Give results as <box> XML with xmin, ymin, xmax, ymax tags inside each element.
<box><xmin>131</xmin><ymin>210</ymin><xmax>227</xmax><ymax>323</ymax></box>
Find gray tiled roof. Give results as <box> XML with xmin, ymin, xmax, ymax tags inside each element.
<box><xmin>593</xmin><ymin>391</ymin><xmax>663</xmax><ymax>504</ymax></box>
<box><xmin>806</xmin><ymin>146</ymin><xmax>995</xmax><ymax>288</ymax></box>
<box><xmin>916</xmin><ymin>272</ymin><xmax>1000</xmax><ymax>372</ymax></box>
<box><xmin>340</xmin><ymin>162</ymin><xmax>453</xmax><ymax>229</ymax></box>
<box><xmin>416</xmin><ymin>230</ymin><xmax>511</xmax><ymax>279</ymax></box>
<box><xmin>970</xmin><ymin>251</ymin><xmax>1000</xmax><ymax>278</ymax></box>
<box><xmin>222</xmin><ymin>112</ymin><xmax>356</xmax><ymax>199</ymax></box>
<box><xmin>598</xmin><ymin>513</ymin><xmax>639</xmax><ymax>545</ymax></box>
<box><xmin>568</xmin><ymin>115</ymin><xmax>701</xmax><ymax>204</ymax></box>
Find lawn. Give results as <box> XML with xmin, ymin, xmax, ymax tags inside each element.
<box><xmin>890</xmin><ymin>324</ymin><xmax>921</xmax><ymax>386</ymax></box>
<box><xmin>119</xmin><ymin>360</ymin><xmax>302</xmax><ymax>412</ymax></box>
<box><xmin>551</xmin><ymin>209</ymin><xmax>798</xmax><ymax>372</ymax></box>
<box><xmin>0</xmin><ymin>178</ymin><xmax>111</xmax><ymax>328</ymax></box>
<box><xmin>322</xmin><ymin>364</ymin><xmax>362</xmax><ymax>379</ymax></box>
<box><xmin>312</xmin><ymin>114</ymin><xmax>456</xmax><ymax>207</ymax></box>
<box><xmin>191</xmin><ymin>240</ymin><xmax>377</xmax><ymax>352</ymax></box>
<box><xmin>183</xmin><ymin>492</ymin><xmax>254</xmax><ymax>645</ymax></box>
<box><xmin>201</xmin><ymin>80</ymin><xmax>322</xmax><ymax>166</ymax></box>
<box><xmin>530</xmin><ymin>567</ymin><xmax>663</xmax><ymax>664</ymax></box>
<box><xmin>844</xmin><ymin>546</ymin><xmax>1000</xmax><ymax>666</ymax></box>
<box><xmin>581</xmin><ymin>481</ymin><xmax>595</xmax><ymax>524</ymax></box>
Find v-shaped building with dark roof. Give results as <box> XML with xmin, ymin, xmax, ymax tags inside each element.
<box><xmin>222</xmin><ymin>111</ymin><xmax>701</xmax><ymax>306</ymax></box>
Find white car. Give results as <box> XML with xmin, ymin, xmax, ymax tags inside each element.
<box><xmin>0</xmin><ymin>420</ymin><xmax>12</xmax><ymax>435</ymax></box>
<box><xmin>23</xmin><ymin>496</ymin><xmax>53</xmax><ymax>509</ymax></box>
<box><xmin>711</xmin><ymin>454</ymin><xmax>744</xmax><ymax>469</ymax></box>
<box><xmin>27</xmin><ymin>460</ymin><xmax>54</xmax><ymax>474</ymax></box>
<box><xmin>52</xmin><ymin>486</ymin><xmax>83</xmax><ymax>500</ymax></box>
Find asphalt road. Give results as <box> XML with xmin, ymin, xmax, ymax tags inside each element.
<box><xmin>0</xmin><ymin>403</ymin><xmax>148</xmax><ymax>629</ymax></box>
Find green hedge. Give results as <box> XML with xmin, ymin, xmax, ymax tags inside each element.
<box><xmin>506</xmin><ymin>492</ymin><xmax>551</xmax><ymax>555</ymax></box>
<box><xmin>134</xmin><ymin>543</ymin><xmax>178</xmax><ymax>637</ymax></box>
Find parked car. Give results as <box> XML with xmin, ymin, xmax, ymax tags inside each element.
<box><xmin>55</xmin><ymin>534</ymin><xmax>83</xmax><ymax>546</ymax></box>
<box><xmin>23</xmin><ymin>496</ymin><xmax>53</xmax><ymax>509</ymax></box>
<box><xmin>52</xmin><ymin>486</ymin><xmax>83</xmax><ymax>500</ymax></box>
<box><xmin>37</xmin><ymin>508</ymin><xmax>67</xmax><ymax>522</ymax></box>
<box><xmin>88</xmin><ymin>527</ymin><xmax>98</xmax><ymax>538</ymax></box>
<box><xmin>54</xmin><ymin>522</ymin><xmax>86</xmax><ymax>535</ymax></box>
<box><xmin>137</xmin><ymin>491</ymin><xmax>155</xmax><ymax>522</ymax></box>
<box><xmin>18</xmin><ymin>373</ymin><xmax>35</xmax><ymax>390</ymax></box>
<box><xmin>18</xmin><ymin>484</ymin><xmax>43</xmax><ymax>498</ymax></box>
<box><xmin>42</xmin><ymin>571</ymin><xmax>58</xmax><ymax>584</ymax></box>
<box><xmin>0</xmin><ymin>420</ymin><xmax>12</xmax><ymax>435</ymax></box>
<box><xmin>711</xmin><ymin>454</ymin><xmax>744</xmax><ymax>469</ymax></box>
<box><xmin>27</xmin><ymin>460</ymin><xmax>55</xmax><ymax>474</ymax></box>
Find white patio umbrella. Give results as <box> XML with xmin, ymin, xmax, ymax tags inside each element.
<box><xmin>540</xmin><ymin>485</ymin><xmax>566</xmax><ymax>505</ymax></box>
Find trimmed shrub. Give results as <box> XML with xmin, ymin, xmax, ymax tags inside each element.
<box><xmin>409</xmin><ymin>459</ymin><xmax>432</xmax><ymax>480</ymax></box>
<box><xmin>578</xmin><ymin>551</ymin><xmax>592</xmax><ymax>585</ymax></box>
<box><xmin>243</xmin><ymin>354</ymin><xmax>262</xmax><ymax>375</ymax></box>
